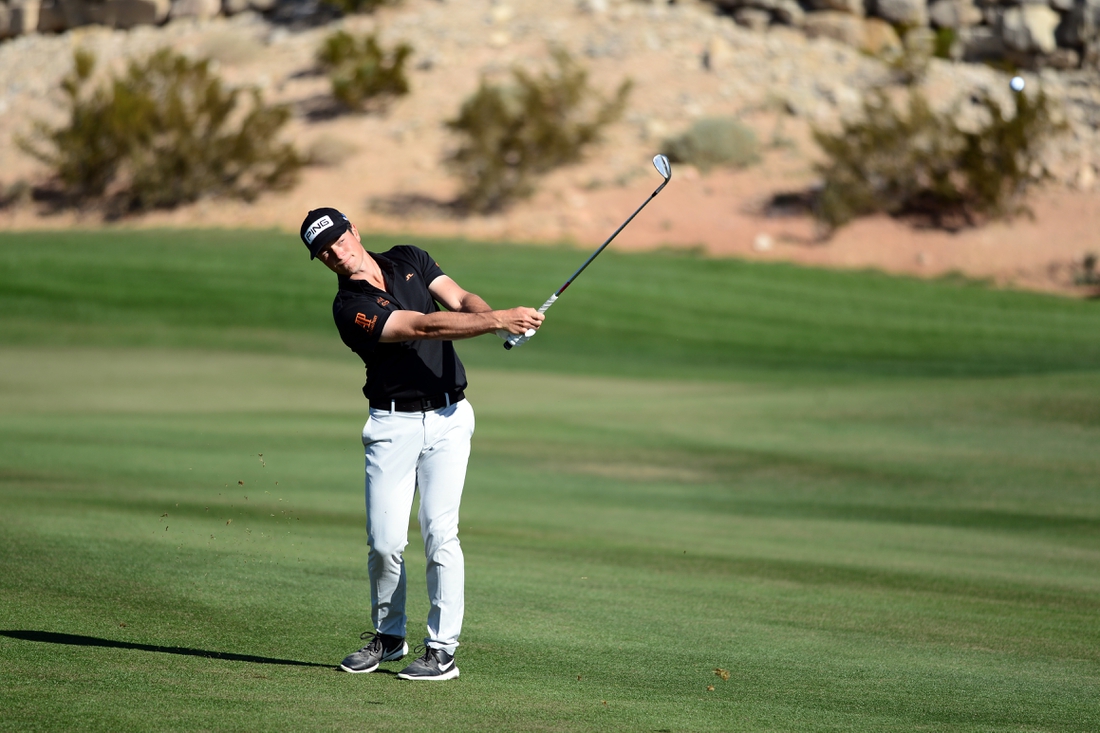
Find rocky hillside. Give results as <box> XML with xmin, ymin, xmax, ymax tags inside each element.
<box><xmin>1</xmin><ymin>0</ymin><xmax>1098</xmax><ymax>294</ymax></box>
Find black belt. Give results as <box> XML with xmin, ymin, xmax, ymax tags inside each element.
<box><xmin>371</xmin><ymin>390</ymin><xmax>465</xmax><ymax>413</ymax></box>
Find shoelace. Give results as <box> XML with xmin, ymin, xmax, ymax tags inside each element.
<box><xmin>409</xmin><ymin>644</ymin><xmax>436</xmax><ymax>662</ymax></box>
<box><xmin>355</xmin><ymin>631</ymin><xmax>384</xmax><ymax>654</ymax></box>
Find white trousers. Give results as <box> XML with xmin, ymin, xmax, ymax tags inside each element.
<box><xmin>362</xmin><ymin>398</ymin><xmax>474</xmax><ymax>655</ymax></box>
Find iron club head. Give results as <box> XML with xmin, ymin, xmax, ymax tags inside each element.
<box><xmin>652</xmin><ymin>154</ymin><xmax>671</xmax><ymax>181</ymax></box>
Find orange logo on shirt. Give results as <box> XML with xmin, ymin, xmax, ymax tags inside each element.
<box><xmin>376</xmin><ymin>297</ymin><xmax>390</xmax><ymax>307</ymax></box>
<box><xmin>354</xmin><ymin>312</ymin><xmax>378</xmax><ymax>333</ymax></box>
<box><xmin>405</xmin><ymin>273</ymin><xmax>415</xmax><ymax>281</ymax></box>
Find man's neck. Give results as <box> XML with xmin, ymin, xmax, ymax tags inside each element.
<box><xmin>350</xmin><ymin>251</ymin><xmax>386</xmax><ymax>291</ymax></box>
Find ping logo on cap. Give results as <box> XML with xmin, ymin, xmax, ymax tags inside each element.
<box><xmin>304</xmin><ymin>215</ymin><xmax>334</xmax><ymax>245</ymax></box>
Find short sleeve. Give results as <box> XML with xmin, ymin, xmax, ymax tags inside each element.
<box><xmin>333</xmin><ymin>294</ymin><xmax>394</xmax><ymax>355</ymax></box>
<box><xmin>411</xmin><ymin>246</ymin><xmax>445</xmax><ymax>283</ymax></box>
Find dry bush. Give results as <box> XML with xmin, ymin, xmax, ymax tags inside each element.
<box><xmin>306</xmin><ymin>134</ymin><xmax>359</xmax><ymax>167</ymax></box>
<box><xmin>813</xmin><ymin>86</ymin><xmax>1061</xmax><ymax>232</ymax></box>
<box><xmin>18</xmin><ymin>48</ymin><xmax>301</xmax><ymax>215</ymax></box>
<box><xmin>661</xmin><ymin>117</ymin><xmax>759</xmax><ymax>173</ymax></box>
<box><xmin>316</xmin><ymin>30</ymin><xmax>413</xmax><ymax>112</ymax></box>
<box><xmin>445</xmin><ymin>48</ymin><xmax>632</xmax><ymax>214</ymax></box>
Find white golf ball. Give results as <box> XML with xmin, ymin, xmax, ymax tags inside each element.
<box><xmin>1010</xmin><ymin>76</ymin><xmax>1025</xmax><ymax>92</ymax></box>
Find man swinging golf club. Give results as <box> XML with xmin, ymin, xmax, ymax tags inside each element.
<box><xmin>301</xmin><ymin>207</ymin><xmax>543</xmax><ymax>680</ymax></box>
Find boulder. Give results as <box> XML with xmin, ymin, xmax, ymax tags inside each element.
<box><xmin>862</xmin><ymin>16</ymin><xmax>903</xmax><ymax>55</ymax></box>
<box><xmin>873</xmin><ymin>0</ymin><xmax>928</xmax><ymax>27</ymax></box>
<box><xmin>702</xmin><ymin>34</ymin><xmax>736</xmax><ymax>70</ymax></box>
<box><xmin>928</xmin><ymin>0</ymin><xmax>982</xmax><ymax>29</ymax></box>
<box><xmin>712</xmin><ymin>0</ymin><xmax>804</xmax><ymax>26</ymax></box>
<box><xmin>36</xmin><ymin>0</ymin><xmax>68</xmax><ymax>30</ymax></box>
<box><xmin>170</xmin><ymin>0</ymin><xmax>220</xmax><ymax>20</ymax></box>
<box><xmin>248</xmin><ymin>0</ymin><xmax>276</xmax><ymax>9</ymax></box>
<box><xmin>9</xmin><ymin>0</ymin><xmax>41</xmax><ymax>34</ymax></box>
<box><xmin>222</xmin><ymin>0</ymin><xmax>249</xmax><ymax>14</ymax></box>
<box><xmin>0</xmin><ymin>3</ymin><xmax>11</xmax><ymax>38</ymax></box>
<box><xmin>1002</xmin><ymin>4</ymin><xmax>1060</xmax><ymax>54</ymax></box>
<box><xmin>957</xmin><ymin>24</ymin><xmax>1007</xmax><ymax>60</ymax></box>
<box><xmin>733</xmin><ymin>7</ymin><xmax>772</xmax><ymax>30</ymax></box>
<box><xmin>86</xmin><ymin>0</ymin><xmax>171</xmax><ymax>27</ymax></box>
<box><xmin>803</xmin><ymin>11</ymin><xmax>866</xmax><ymax>47</ymax></box>
<box><xmin>804</xmin><ymin>0</ymin><xmax>865</xmax><ymax>17</ymax></box>
<box><xmin>1057</xmin><ymin>2</ymin><xmax>1100</xmax><ymax>48</ymax></box>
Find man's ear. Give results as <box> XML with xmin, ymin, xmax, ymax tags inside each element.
<box><xmin>351</xmin><ymin>224</ymin><xmax>361</xmax><ymax>243</ymax></box>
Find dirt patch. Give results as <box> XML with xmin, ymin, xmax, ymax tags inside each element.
<box><xmin>1</xmin><ymin>1</ymin><xmax>1097</xmax><ymax>297</ymax></box>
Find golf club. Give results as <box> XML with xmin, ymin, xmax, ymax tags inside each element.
<box><xmin>504</xmin><ymin>153</ymin><xmax>673</xmax><ymax>350</ymax></box>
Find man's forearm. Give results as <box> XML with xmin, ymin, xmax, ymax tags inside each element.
<box><xmin>402</xmin><ymin>310</ymin><xmax>501</xmax><ymax>340</ymax></box>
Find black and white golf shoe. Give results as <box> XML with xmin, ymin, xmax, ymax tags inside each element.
<box><xmin>338</xmin><ymin>631</ymin><xmax>408</xmax><ymax>674</ymax></box>
<box><xmin>396</xmin><ymin>646</ymin><xmax>459</xmax><ymax>681</ymax></box>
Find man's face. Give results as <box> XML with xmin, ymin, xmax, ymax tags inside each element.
<box><xmin>316</xmin><ymin>225</ymin><xmax>365</xmax><ymax>276</ymax></box>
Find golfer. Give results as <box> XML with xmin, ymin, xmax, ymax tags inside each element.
<box><xmin>300</xmin><ymin>208</ymin><xmax>543</xmax><ymax>681</ymax></box>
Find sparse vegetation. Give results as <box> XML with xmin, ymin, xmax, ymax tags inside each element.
<box><xmin>316</xmin><ymin>30</ymin><xmax>412</xmax><ymax>112</ymax></box>
<box><xmin>812</xmin><ymin>86</ymin><xmax>1061</xmax><ymax>232</ymax></box>
<box><xmin>18</xmin><ymin>48</ymin><xmax>301</xmax><ymax>215</ymax></box>
<box><xmin>661</xmin><ymin>117</ymin><xmax>760</xmax><ymax>172</ymax></box>
<box><xmin>306</xmin><ymin>134</ymin><xmax>359</xmax><ymax>167</ymax></box>
<box><xmin>445</xmin><ymin>48</ymin><xmax>632</xmax><ymax>213</ymax></box>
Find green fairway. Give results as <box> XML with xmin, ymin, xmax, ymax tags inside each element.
<box><xmin>1</xmin><ymin>230</ymin><xmax>1098</xmax><ymax>731</ymax></box>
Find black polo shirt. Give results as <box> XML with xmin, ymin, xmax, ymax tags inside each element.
<box><xmin>332</xmin><ymin>245</ymin><xmax>468</xmax><ymax>403</ymax></box>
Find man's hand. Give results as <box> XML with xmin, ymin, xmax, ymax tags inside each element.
<box><xmin>495</xmin><ymin>307</ymin><xmax>544</xmax><ymax>335</ymax></box>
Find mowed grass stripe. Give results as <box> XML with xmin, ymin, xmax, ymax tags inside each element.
<box><xmin>3</xmin><ymin>229</ymin><xmax>1100</xmax><ymax>377</ymax></box>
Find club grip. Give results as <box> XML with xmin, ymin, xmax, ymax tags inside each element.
<box><xmin>503</xmin><ymin>294</ymin><xmax>558</xmax><ymax>350</ymax></box>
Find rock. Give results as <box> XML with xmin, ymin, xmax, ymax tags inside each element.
<box><xmin>249</xmin><ymin>0</ymin><xmax>276</xmax><ymax>10</ymax></box>
<box><xmin>1076</xmin><ymin>161</ymin><xmax>1097</xmax><ymax>190</ymax></box>
<box><xmin>1057</xmin><ymin>2</ymin><xmax>1100</xmax><ymax>49</ymax></box>
<box><xmin>1002</xmin><ymin>4</ymin><xmax>1060</xmax><ymax>54</ymax></box>
<box><xmin>170</xmin><ymin>0</ymin><xmax>221</xmax><ymax>20</ymax></box>
<box><xmin>764</xmin><ymin>0</ymin><xmax>804</xmax><ymax>26</ymax></box>
<box><xmin>803</xmin><ymin>11</ymin><xmax>865</xmax><ymax>48</ymax></box>
<box><xmin>957</xmin><ymin>24</ymin><xmax>1007</xmax><ymax>61</ymax></box>
<box><xmin>712</xmin><ymin>0</ymin><xmax>803</xmax><ymax>27</ymax></box>
<box><xmin>36</xmin><ymin>0</ymin><xmax>68</xmax><ymax>31</ymax></box>
<box><xmin>702</xmin><ymin>34</ymin><xmax>736</xmax><ymax>70</ymax></box>
<box><xmin>576</xmin><ymin>0</ymin><xmax>608</xmax><ymax>14</ymax></box>
<box><xmin>862</xmin><ymin>16</ymin><xmax>902</xmax><ymax>56</ymax></box>
<box><xmin>87</xmin><ymin>0</ymin><xmax>171</xmax><ymax>28</ymax></box>
<box><xmin>1041</xmin><ymin>47</ymin><xmax>1080</xmax><ymax>69</ymax></box>
<box><xmin>9</xmin><ymin>0</ymin><xmax>41</xmax><ymax>35</ymax></box>
<box><xmin>222</xmin><ymin>0</ymin><xmax>249</xmax><ymax>15</ymax></box>
<box><xmin>873</xmin><ymin>0</ymin><xmax>928</xmax><ymax>27</ymax></box>
<box><xmin>733</xmin><ymin>7</ymin><xmax>771</xmax><ymax>31</ymax></box>
<box><xmin>0</xmin><ymin>3</ymin><xmax>11</xmax><ymax>38</ymax></box>
<box><xmin>804</xmin><ymin>0</ymin><xmax>865</xmax><ymax>17</ymax></box>
<box><xmin>928</xmin><ymin>0</ymin><xmax>982</xmax><ymax>30</ymax></box>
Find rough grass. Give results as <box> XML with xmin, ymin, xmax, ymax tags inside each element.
<box><xmin>1</xmin><ymin>230</ymin><xmax>1098</xmax><ymax>732</ymax></box>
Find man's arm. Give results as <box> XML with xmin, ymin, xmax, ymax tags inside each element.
<box><xmin>378</xmin><ymin>275</ymin><xmax>543</xmax><ymax>342</ymax></box>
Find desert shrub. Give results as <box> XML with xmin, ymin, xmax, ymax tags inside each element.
<box><xmin>316</xmin><ymin>30</ymin><xmax>412</xmax><ymax>112</ymax></box>
<box><xmin>18</xmin><ymin>48</ymin><xmax>301</xmax><ymax>214</ymax></box>
<box><xmin>933</xmin><ymin>28</ymin><xmax>956</xmax><ymax>60</ymax></box>
<box><xmin>661</xmin><ymin>117</ymin><xmax>759</xmax><ymax>172</ymax></box>
<box><xmin>812</xmin><ymin>86</ymin><xmax>1061</xmax><ymax>231</ymax></box>
<box><xmin>445</xmin><ymin>48</ymin><xmax>632</xmax><ymax>213</ymax></box>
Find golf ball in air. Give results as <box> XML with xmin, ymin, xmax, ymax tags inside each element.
<box><xmin>1010</xmin><ymin>76</ymin><xmax>1025</xmax><ymax>92</ymax></box>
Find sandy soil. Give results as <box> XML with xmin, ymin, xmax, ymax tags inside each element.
<box><xmin>1</xmin><ymin>2</ymin><xmax>1097</xmax><ymax>297</ymax></box>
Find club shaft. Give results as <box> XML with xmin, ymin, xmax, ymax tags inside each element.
<box><xmin>554</xmin><ymin>179</ymin><xmax>669</xmax><ymax>296</ymax></box>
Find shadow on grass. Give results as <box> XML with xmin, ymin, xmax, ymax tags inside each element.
<box><xmin>1</xmin><ymin>630</ymin><xmax>333</xmax><ymax>669</ymax></box>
